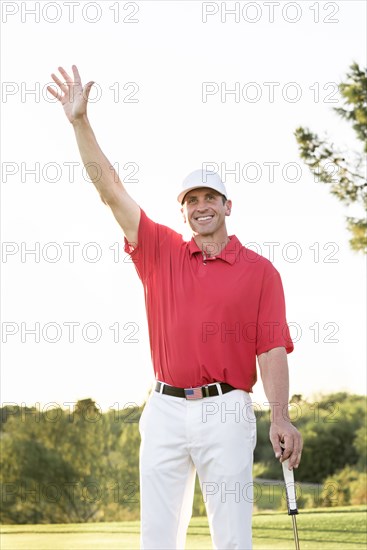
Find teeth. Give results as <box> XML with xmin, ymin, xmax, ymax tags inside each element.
<box><xmin>197</xmin><ymin>216</ymin><xmax>212</xmax><ymax>221</ymax></box>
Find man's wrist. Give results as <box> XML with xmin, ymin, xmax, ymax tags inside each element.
<box><xmin>71</xmin><ymin>114</ymin><xmax>89</xmax><ymax>128</ymax></box>
<box><xmin>270</xmin><ymin>408</ymin><xmax>291</xmax><ymax>424</ymax></box>
<box><xmin>270</xmin><ymin>417</ymin><xmax>291</xmax><ymax>425</ymax></box>
<box><xmin>266</xmin><ymin>400</ymin><xmax>291</xmax><ymax>423</ymax></box>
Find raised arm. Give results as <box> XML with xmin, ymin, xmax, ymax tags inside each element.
<box><xmin>47</xmin><ymin>65</ymin><xmax>140</xmax><ymax>245</ymax></box>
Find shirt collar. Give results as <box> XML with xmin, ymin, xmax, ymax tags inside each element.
<box><xmin>188</xmin><ymin>235</ymin><xmax>242</xmax><ymax>265</ymax></box>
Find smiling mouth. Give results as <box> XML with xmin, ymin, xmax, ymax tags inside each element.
<box><xmin>195</xmin><ymin>215</ymin><xmax>214</xmax><ymax>221</ymax></box>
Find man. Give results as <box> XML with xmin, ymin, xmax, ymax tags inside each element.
<box><xmin>48</xmin><ymin>65</ymin><xmax>303</xmax><ymax>550</ymax></box>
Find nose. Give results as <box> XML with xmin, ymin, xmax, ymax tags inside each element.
<box><xmin>196</xmin><ymin>198</ymin><xmax>209</xmax><ymax>210</ymax></box>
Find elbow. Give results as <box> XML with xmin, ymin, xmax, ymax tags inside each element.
<box><xmin>102</xmin><ymin>180</ymin><xmax>129</xmax><ymax>208</ymax></box>
<box><xmin>101</xmin><ymin>186</ymin><xmax>121</xmax><ymax>207</ymax></box>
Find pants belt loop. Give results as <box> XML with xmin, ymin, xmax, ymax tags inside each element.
<box><xmin>159</xmin><ymin>382</ymin><xmax>164</xmax><ymax>394</ymax></box>
<box><xmin>215</xmin><ymin>382</ymin><xmax>223</xmax><ymax>395</ymax></box>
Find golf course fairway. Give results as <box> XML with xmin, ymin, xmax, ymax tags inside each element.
<box><xmin>0</xmin><ymin>506</ymin><xmax>366</xmax><ymax>549</ymax></box>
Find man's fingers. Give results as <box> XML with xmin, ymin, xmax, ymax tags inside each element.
<box><xmin>46</xmin><ymin>86</ymin><xmax>62</xmax><ymax>101</ymax></box>
<box><xmin>83</xmin><ymin>81</ymin><xmax>95</xmax><ymax>101</ymax></box>
<box><xmin>294</xmin><ymin>449</ymin><xmax>302</xmax><ymax>468</ymax></box>
<box><xmin>288</xmin><ymin>447</ymin><xmax>302</xmax><ymax>469</ymax></box>
<box><xmin>284</xmin><ymin>433</ymin><xmax>303</xmax><ymax>469</ymax></box>
<box><xmin>270</xmin><ymin>432</ymin><xmax>283</xmax><ymax>459</ymax></box>
<box><xmin>58</xmin><ymin>66</ymin><xmax>73</xmax><ymax>84</ymax></box>
<box><xmin>72</xmin><ymin>65</ymin><xmax>82</xmax><ymax>86</ymax></box>
<box><xmin>289</xmin><ymin>434</ymin><xmax>303</xmax><ymax>469</ymax></box>
<box><xmin>279</xmin><ymin>435</ymin><xmax>298</xmax><ymax>465</ymax></box>
<box><xmin>51</xmin><ymin>73</ymin><xmax>68</xmax><ymax>92</ymax></box>
<box><xmin>270</xmin><ymin>423</ymin><xmax>303</xmax><ymax>469</ymax></box>
<box><xmin>277</xmin><ymin>435</ymin><xmax>291</xmax><ymax>460</ymax></box>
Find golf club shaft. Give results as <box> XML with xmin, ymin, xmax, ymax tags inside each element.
<box><xmin>292</xmin><ymin>515</ymin><xmax>300</xmax><ymax>550</ymax></box>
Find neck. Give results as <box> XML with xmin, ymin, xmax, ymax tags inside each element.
<box><xmin>194</xmin><ymin>232</ymin><xmax>230</xmax><ymax>257</ymax></box>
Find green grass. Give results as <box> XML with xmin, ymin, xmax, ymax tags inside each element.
<box><xmin>1</xmin><ymin>506</ymin><xmax>366</xmax><ymax>549</ymax></box>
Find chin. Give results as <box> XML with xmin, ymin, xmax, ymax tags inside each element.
<box><xmin>191</xmin><ymin>220</ymin><xmax>215</xmax><ymax>231</ymax></box>
<box><xmin>190</xmin><ymin>222</ymin><xmax>209</xmax><ymax>232</ymax></box>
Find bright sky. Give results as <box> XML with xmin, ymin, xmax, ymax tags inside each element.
<box><xmin>1</xmin><ymin>1</ymin><xmax>366</xmax><ymax>413</ymax></box>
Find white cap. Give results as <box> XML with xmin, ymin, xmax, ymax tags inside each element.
<box><xmin>177</xmin><ymin>169</ymin><xmax>228</xmax><ymax>204</ymax></box>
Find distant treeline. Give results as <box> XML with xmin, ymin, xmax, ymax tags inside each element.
<box><xmin>0</xmin><ymin>392</ymin><xmax>365</xmax><ymax>524</ymax></box>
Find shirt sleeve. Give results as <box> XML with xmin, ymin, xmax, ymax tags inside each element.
<box><xmin>123</xmin><ymin>208</ymin><xmax>173</xmax><ymax>283</ymax></box>
<box><xmin>256</xmin><ymin>267</ymin><xmax>294</xmax><ymax>356</ymax></box>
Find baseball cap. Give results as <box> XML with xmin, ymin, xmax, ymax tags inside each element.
<box><xmin>177</xmin><ymin>169</ymin><xmax>228</xmax><ymax>204</ymax></box>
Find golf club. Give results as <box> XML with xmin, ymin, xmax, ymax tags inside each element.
<box><xmin>281</xmin><ymin>452</ymin><xmax>300</xmax><ymax>550</ymax></box>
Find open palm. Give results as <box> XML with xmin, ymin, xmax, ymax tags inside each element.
<box><xmin>47</xmin><ymin>65</ymin><xmax>94</xmax><ymax>123</ymax></box>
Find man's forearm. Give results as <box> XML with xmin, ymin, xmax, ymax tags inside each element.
<box><xmin>258</xmin><ymin>347</ymin><xmax>302</xmax><ymax>467</ymax></box>
<box><xmin>49</xmin><ymin>65</ymin><xmax>140</xmax><ymax>242</ymax></box>
<box><xmin>72</xmin><ymin>115</ymin><xmax>123</xmax><ymax>204</ymax></box>
<box><xmin>258</xmin><ymin>347</ymin><xmax>290</xmax><ymax>423</ymax></box>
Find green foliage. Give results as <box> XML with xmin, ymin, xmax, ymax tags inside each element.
<box><xmin>335</xmin><ymin>63</ymin><xmax>367</xmax><ymax>149</ymax></box>
<box><xmin>0</xmin><ymin>393</ymin><xmax>366</xmax><ymax>524</ymax></box>
<box><xmin>349</xmin><ymin>472</ymin><xmax>367</xmax><ymax>505</ymax></box>
<box><xmin>254</xmin><ymin>393</ymin><xmax>366</xmax><ymax>483</ymax></box>
<box><xmin>353</xmin><ymin>425</ymin><xmax>367</xmax><ymax>469</ymax></box>
<box><xmin>322</xmin><ymin>466</ymin><xmax>367</xmax><ymax>507</ymax></box>
<box><xmin>295</xmin><ymin>62</ymin><xmax>367</xmax><ymax>253</ymax></box>
<box><xmin>0</xmin><ymin>400</ymin><xmax>143</xmax><ymax>524</ymax></box>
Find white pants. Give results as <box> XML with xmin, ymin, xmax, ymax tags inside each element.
<box><xmin>139</xmin><ymin>383</ymin><xmax>257</xmax><ymax>550</ymax></box>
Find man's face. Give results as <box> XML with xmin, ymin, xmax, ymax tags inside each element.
<box><xmin>181</xmin><ymin>187</ymin><xmax>232</xmax><ymax>237</ymax></box>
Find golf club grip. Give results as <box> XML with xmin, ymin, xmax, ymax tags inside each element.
<box><xmin>282</xmin><ymin>459</ymin><xmax>298</xmax><ymax>515</ymax></box>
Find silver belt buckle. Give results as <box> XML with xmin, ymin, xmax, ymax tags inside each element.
<box><xmin>184</xmin><ymin>385</ymin><xmax>209</xmax><ymax>400</ymax></box>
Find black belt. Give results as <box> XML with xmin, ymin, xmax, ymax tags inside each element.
<box><xmin>155</xmin><ymin>381</ymin><xmax>236</xmax><ymax>400</ymax></box>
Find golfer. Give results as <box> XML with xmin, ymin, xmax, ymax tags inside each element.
<box><xmin>48</xmin><ymin>65</ymin><xmax>303</xmax><ymax>550</ymax></box>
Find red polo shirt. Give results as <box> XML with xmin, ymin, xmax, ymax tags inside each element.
<box><xmin>124</xmin><ymin>209</ymin><xmax>294</xmax><ymax>392</ymax></box>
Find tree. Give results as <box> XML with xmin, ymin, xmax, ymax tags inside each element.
<box><xmin>295</xmin><ymin>62</ymin><xmax>367</xmax><ymax>253</ymax></box>
<box><xmin>253</xmin><ymin>393</ymin><xmax>366</xmax><ymax>483</ymax></box>
<box><xmin>353</xmin><ymin>425</ymin><xmax>367</xmax><ymax>470</ymax></box>
<box><xmin>0</xmin><ymin>400</ymin><xmax>145</xmax><ymax>524</ymax></box>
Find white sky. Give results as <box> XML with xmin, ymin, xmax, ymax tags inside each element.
<box><xmin>1</xmin><ymin>0</ymin><xmax>366</xmax><ymax>413</ymax></box>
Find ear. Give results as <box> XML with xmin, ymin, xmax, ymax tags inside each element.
<box><xmin>225</xmin><ymin>199</ymin><xmax>232</xmax><ymax>217</ymax></box>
